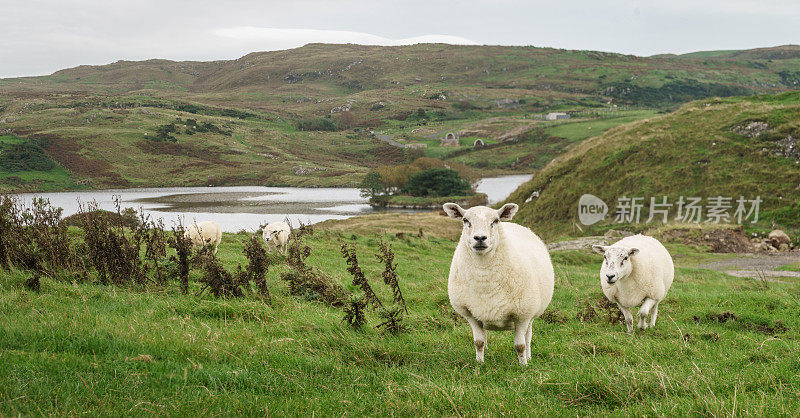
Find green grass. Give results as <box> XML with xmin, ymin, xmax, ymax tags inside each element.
<box><xmin>446</xmin><ymin>110</ymin><xmax>657</xmax><ymax>171</ymax></box>
<box><xmin>506</xmin><ymin>92</ymin><xmax>800</xmax><ymax>239</ymax></box>
<box><xmin>543</xmin><ymin>110</ymin><xmax>658</xmax><ymax>143</ymax></box>
<box><xmin>0</xmin><ymin>135</ymin><xmax>81</xmax><ymax>192</ymax></box>
<box><xmin>1</xmin><ymin>226</ymin><xmax>799</xmax><ymax>415</ymax></box>
<box><xmin>777</xmin><ymin>263</ymin><xmax>800</xmax><ymax>273</ymax></box>
<box><xmin>381</xmin><ymin>193</ymin><xmax>485</xmax><ymax>207</ymax></box>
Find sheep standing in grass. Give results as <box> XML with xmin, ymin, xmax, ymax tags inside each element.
<box><xmin>262</xmin><ymin>222</ymin><xmax>291</xmax><ymax>255</ymax></box>
<box><xmin>444</xmin><ymin>203</ymin><xmax>554</xmax><ymax>366</ymax></box>
<box><xmin>184</xmin><ymin>221</ymin><xmax>222</xmax><ymax>255</ymax></box>
<box><xmin>592</xmin><ymin>235</ymin><xmax>674</xmax><ymax>333</ymax></box>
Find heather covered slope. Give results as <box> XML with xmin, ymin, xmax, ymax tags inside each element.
<box><xmin>504</xmin><ymin>92</ymin><xmax>800</xmax><ymax>239</ymax></box>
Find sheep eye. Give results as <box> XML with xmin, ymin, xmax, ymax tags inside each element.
<box><xmin>463</xmin><ymin>219</ymin><xmax>471</xmax><ymax>226</ymax></box>
<box><xmin>491</xmin><ymin>219</ymin><xmax>499</xmax><ymax>225</ymax></box>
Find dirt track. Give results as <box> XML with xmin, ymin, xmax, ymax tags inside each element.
<box><xmin>696</xmin><ymin>252</ymin><xmax>800</xmax><ymax>282</ymax></box>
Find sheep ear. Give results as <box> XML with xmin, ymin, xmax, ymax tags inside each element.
<box><xmin>628</xmin><ymin>248</ymin><xmax>640</xmax><ymax>256</ymax></box>
<box><xmin>497</xmin><ymin>203</ymin><xmax>519</xmax><ymax>221</ymax></box>
<box><xmin>442</xmin><ymin>203</ymin><xmax>465</xmax><ymax>220</ymax></box>
<box><xmin>592</xmin><ymin>245</ymin><xmax>608</xmax><ymax>254</ymax></box>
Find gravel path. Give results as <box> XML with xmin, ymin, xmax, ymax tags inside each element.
<box><xmin>373</xmin><ymin>132</ymin><xmax>405</xmax><ymax>147</ymax></box>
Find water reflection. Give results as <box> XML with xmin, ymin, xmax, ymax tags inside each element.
<box><xmin>15</xmin><ymin>175</ymin><xmax>533</xmax><ymax>232</ymax></box>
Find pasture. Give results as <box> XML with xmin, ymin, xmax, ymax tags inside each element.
<box><xmin>1</xmin><ymin>214</ymin><xmax>798</xmax><ymax>416</ymax></box>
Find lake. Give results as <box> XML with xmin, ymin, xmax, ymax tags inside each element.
<box><xmin>15</xmin><ymin>174</ymin><xmax>532</xmax><ymax>232</ymax></box>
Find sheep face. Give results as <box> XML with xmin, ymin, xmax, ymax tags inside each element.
<box><xmin>443</xmin><ymin>203</ymin><xmax>518</xmax><ymax>255</ymax></box>
<box><xmin>263</xmin><ymin>229</ymin><xmax>278</xmax><ymax>242</ymax></box>
<box><xmin>592</xmin><ymin>245</ymin><xmax>640</xmax><ymax>284</ymax></box>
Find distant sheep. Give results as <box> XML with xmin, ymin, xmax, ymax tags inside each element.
<box><xmin>262</xmin><ymin>222</ymin><xmax>291</xmax><ymax>255</ymax></box>
<box><xmin>444</xmin><ymin>203</ymin><xmax>555</xmax><ymax>366</ymax></box>
<box><xmin>184</xmin><ymin>221</ymin><xmax>222</xmax><ymax>255</ymax></box>
<box><xmin>593</xmin><ymin>234</ymin><xmax>674</xmax><ymax>333</ymax></box>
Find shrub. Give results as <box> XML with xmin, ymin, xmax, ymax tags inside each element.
<box><xmin>242</xmin><ymin>235</ymin><xmax>271</xmax><ymax>303</ymax></box>
<box><xmin>402</xmin><ymin>168</ymin><xmax>471</xmax><ymax>197</ymax></box>
<box><xmin>153</xmin><ymin>123</ymin><xmax>178</xmax><ymax>142</ymax></box>
<box><xmin>296</xmin><ymin>117</ymin><xmax>337</xmax><ymax>131</ymax></box>
<box><xmin>282</xmin><ymin>234</ymin><xmax>348</xmax><ymax>306</ymax></box>
<box><xmin>134</xmin><ymin>213</ymin><xmax>168</xmax><ymax>286</ymax></box>
<box><xmin>0</xmin><ymin>195</ymin><xmax>75</xmax><ymax>273</ymax></box>
<box><xmin>340</xmin><ymin>239</ymin><xmax>407</xmax><ymax>334</ymax></box>
<box><xmin>197</xmin><ymin>253</ymin><xmax>246</xmax><ymax>298</ymax></box>
<box><xmin>0</xmin><ymin>142</ymin><xmax>56</xmax><ymax>172</ymax></box>
<box><xmin>168</xmin><ymin>221</ymin><xmax>193</xmax><ymax>294</ymax></box>
<box><xmin>376</xmin><ymin>238</ymin><xmax>407</xmax><ymax>314</ymax></box>
<box><xmin>451</xmin><ymin>100</ymin><xmax>477</xmax><ymax>111</ymax></box>
<box><xmin>79</xmin><ymin>200</ymin><xmax>146</xmax><ymax>286</ymax></box>
<box><xmin>340</xmin><ymin>241</ymin><xmax>384</xmax><ymax>310</ymax></box>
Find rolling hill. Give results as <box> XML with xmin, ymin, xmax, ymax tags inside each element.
<box><xmin>1</xmin><ymin>43</ymin><xmax>800</xmax><ymax>191</ymax></box>
<box><xmin>503</xmin><ymin>92</ymin><xmax>800</xmax><ymax>239</ymax></box>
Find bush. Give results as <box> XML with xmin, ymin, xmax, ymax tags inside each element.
<box><xmin>296</xmin><ymin>118</ymin><xmax>337</xmax><ymax>131</ymax></box>
<box><xmin>0</xmin><ymin>142</ymin><xmax>56</xmax><ymax>172</ymax></box>
<box><xmin>0</xmin><ymin>196</ymin><xmax>75</xmax><ymax>272</ymax></box>
<box><xmin>402</xmin><ymin>168</ymin><xmax>471</xmax><ymax>197</ymax></box>
<box><xmin>451</xmin><ymin>100</ymin><xmax>477</xmax><ymax>111</ymax></box>
<box><xmin>152</xmin><ymin>123</ymin><xmax>178</xmax><ymax>142</ymax></box>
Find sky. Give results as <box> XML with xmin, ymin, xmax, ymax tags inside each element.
<box><xmin>1</xmin><ymin>0</ymin><xmax>799</xmax><ymax>78</ymax></box>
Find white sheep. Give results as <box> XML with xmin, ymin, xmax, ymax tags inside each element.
<box><xmin>443</xmin><ymin>203</ymin><xmax>555</xmax><ymax>366</ymax></box>
<box><xmin>592</xmin><ymin>234</ymin><xmax>674</xmax><ymax>333</ymax></box>
<box><xmin>184</xmin><ymin>221</ymin><xmax>222</xmax><ymax>254</ymax></box>
<box><xmin>262</xmin><ymin>222</ymin><xmax>291</xmax><ymax>255</ymax></box>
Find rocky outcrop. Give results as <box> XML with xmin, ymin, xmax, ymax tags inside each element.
<box><xmin>732</xmin><ymin>121</ymin><xmax>770</xmax><ymax>138</ymax></box>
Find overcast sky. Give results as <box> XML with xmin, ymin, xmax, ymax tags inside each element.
<box><xmin>2</xmin><ymin>0</ymin><xmax>799</xmax><ymax>78</ymax></box>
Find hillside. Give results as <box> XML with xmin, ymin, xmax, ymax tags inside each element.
<box><xmin>1</xmin><ymin>43</ymin><xmax>800</xmax><ymax>191</ymax></box>
<box><xmin>673</xmin><ymin>45</ymin><xmax>800</xmax><ymax>61</ymax></box>
<box><xmin>504</xmin><ymin>92</ymin><xmax>800</xmax><ymax>239</ymax></box>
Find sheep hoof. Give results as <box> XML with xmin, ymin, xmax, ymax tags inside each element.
<box><xmin>515</xmin><ymin>344</ymin><xmax>527</xmax><ymax>366</ymax></box>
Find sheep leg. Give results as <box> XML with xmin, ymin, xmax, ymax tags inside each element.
<box><xmin>649</xmin><ymin>301</ymin><xmax>660</xmax><ymax>328</ymax></box>
<box><xmin>638</xmin><ymin>298</ymin><xmax>656</xmax><ymax>330</ymax></box>
<box><xmin>524</xmin><ymin>319</ymin><xmax>533</xmax><ymax>362</ymax></box>
<box><xmin>464</xmin><ymin>316</ymin><xmax>487</xmax><ymax>363</ymax></box>
<box><xmin>513</xmin><ymin>320</ymin><xmax>528</xmax><ymax>366</ymax></box>
<box><xmin>617</xmin><ymin>303</ymin><xmax>635</xmax><ymax>333</ymax></box>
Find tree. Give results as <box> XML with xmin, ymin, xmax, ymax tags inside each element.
<box><xmin>402</xmin><ymin>168</ymin><xmax>471</xmax><ymax>197</ymax></box>
<box><xmin>359</xmin><ymin>172</ymin><xmax>389</xmax><ymax>202</ymax></box>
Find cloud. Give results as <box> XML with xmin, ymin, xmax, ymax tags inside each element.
<box><xmin>213</xmin><ymin>26</ymin><xmax>478</xmax><ymax>47</ymax></box>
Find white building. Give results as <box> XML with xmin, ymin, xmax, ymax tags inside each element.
<box><xmin>545</xmin><ymin>112</ymin><xmax>570</xmax><ymax>121</ymax></box>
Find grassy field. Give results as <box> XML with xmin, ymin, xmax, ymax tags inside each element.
<box><xmin>1</xmin><ymin>214</ymin><xmax>798</xmax><ymax>416</ymax></box>
<box><xmin>445</xmin><ymin>110</ymin><xmax>658</xmax><ymax>171</ymax></box>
